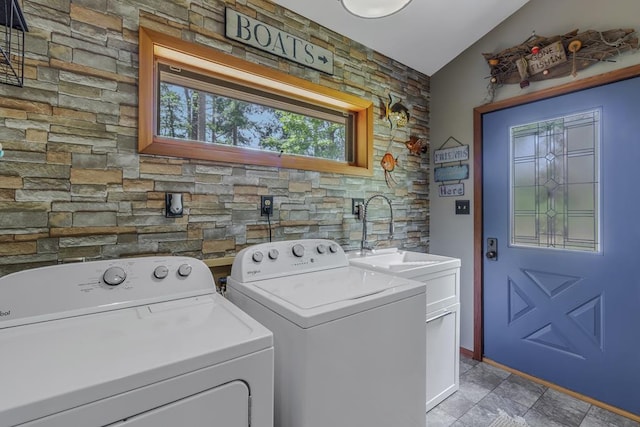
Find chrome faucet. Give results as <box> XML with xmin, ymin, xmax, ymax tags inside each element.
<box><xmin>360</xmin><ymin>194</ymin><xmax>394</xmax><ymax>252</ymax></box>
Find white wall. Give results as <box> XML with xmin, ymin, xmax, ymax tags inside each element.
<box><xmin>430</xmin><ymin>0</ymin><xmax>640</xmax><ymax>351</ymax></box>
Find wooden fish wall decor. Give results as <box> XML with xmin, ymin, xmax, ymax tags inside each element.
<box><xmin>400</xmin><ymin>136</ymin><xmax>427</xmax><ymax>156</ymax></box>
<box><xmin>378</xmin><ymin>94</ymin><xmax>425</xmax><ymax>188</ymax></box>
<box><xmin>384</xmin><ymin>94</ymin><xmax>410</xmax><ymax>129</ymax></box>
<box><xmin>484</xmin><ymin>28</ymin><xmax>638</xmax><ymax>91</ymax></box>
<box><xmin>380</xmin><ymin>152</ymin><xmax>398</xmax><ymax>188</ymax></box>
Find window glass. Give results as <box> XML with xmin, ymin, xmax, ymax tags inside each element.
<box><xmin>158</xmin><ymin>65</ymin><xmax>350</xmax><ymax>162</ymax></box>
<box><xmin>510</xmin><ymin>110</ymin><xmax>600</xmax><ymax>252</ymax></box>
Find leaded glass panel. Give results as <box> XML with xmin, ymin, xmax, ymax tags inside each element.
<box><xmin>510</xmin><ymin>110</ymin><xmax>600</xmax><ymax>252</ymax></box>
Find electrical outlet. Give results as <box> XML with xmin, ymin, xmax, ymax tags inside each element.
<box><xmin>261</xmin><ymin>196</ymin><xmax>273</xmax><ymax>216</ymax></box>
<box><xmin>165</xmin><ymin>193</ymin><xmax>183</xmax><ymax>218</ymax></box>
<box><xmin>352</xmin><ymin>198</ymin><xmax>364</xmax><ymax>219</ymax></box>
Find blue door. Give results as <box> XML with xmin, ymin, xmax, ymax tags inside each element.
<box><xmin>483</xmin><ymin>76</ymin><xmax>640</xmax><ymax>415</ymax></box>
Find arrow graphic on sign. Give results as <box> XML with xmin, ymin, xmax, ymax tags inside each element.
<box><xmin>318</xmin><ymin>55</ymin><xmax>328</xmax><ymax>64</ymax></box>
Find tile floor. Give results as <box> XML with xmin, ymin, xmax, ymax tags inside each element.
<box><xmin>426</xmin><ymin>355</ymin><xmax>640</xmax><ymax>427</ymax></box>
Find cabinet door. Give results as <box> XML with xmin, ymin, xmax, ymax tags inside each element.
<box><xmin>426</xmin><ymin>304</ymin><xmax>460</xmax><ymax>412</ymax></box>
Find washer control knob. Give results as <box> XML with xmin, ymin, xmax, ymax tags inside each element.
<box><xmin>292</xmin><ymin>244</ymin><xmax>305</xmax><ymax>258</ymax></box>
<box><xmin>178</xmin><ymin>263</ymin><xmax>192</xmax><ymax>277</ymax></box>
<box><xmin>252</xmin><ymin>251</ymin><xmax>264</xmax><ymax>263</ymax></box>
<box><xmin>329</xmin><ymin>244</ymin><xmax>339</xmax><ymax>253</ymax></box>
<box><xmin>154</xmin><ymin>265</ymin><xmax>169</xmax><ymax>279</ymax></box>
<box><xmin>316</xmin><ymin>244</ymin><xmax>327</xmax><ymax>254</ymax></box>
<box><xmin>103</xmin><ymin>266</ymin><xmax>126</xmax><ymax>286</ymax></box>
<box><xmin>268</xmin><ymin>249</ymin><xmax>279</xmax><ymax>260</ymax></box>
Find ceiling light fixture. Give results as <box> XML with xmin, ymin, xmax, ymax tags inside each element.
<box><xmin>340</xmin><ymin>0</ymin><xmax>412</xmax><ymax>19</ymax></box>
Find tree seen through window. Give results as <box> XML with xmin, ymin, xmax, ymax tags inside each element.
<box><xmin>159</xmin><ymin>80</ymin><xmax>347</xmax><ymax>161</ymax></box>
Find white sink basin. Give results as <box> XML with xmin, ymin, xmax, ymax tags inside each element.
<box><xmin>348</xmin><ymin>248</ymin><xmax>459</xmax><ymax>275</ymax></box>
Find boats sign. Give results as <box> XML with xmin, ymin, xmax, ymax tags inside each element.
<box><xmin>225</xmin><ymin>8</ymin><xmax>334</xmax><ymax>74</ymax></box>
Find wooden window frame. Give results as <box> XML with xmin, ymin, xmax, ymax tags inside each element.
<box><xmin>138</xmin><ymin>27</ymin><xmax>374</xmax><ymax>176</ymax></box>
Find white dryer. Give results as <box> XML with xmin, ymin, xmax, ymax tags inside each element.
<box><xmin>227</xmin><ymin>239</ymin><xmax>426</xmax><ymax>427</ymax></box>
<box><xmin>0</xmin><ymin>256</ymin><xmax>273</xmax><ymax>427</ymax></box>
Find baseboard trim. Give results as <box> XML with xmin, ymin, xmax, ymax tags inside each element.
<box><xmin>482</xmin><ymin>358</ymin><xmax>640</xmax><ymax>423</ymax></box>
<box><xmin>460</xmin><ymin>347</ymin><xmax>474</xmax><ymax>359</ymax></box>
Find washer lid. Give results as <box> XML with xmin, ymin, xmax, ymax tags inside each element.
<box><xmin>232</xmin><ymin>265</ymin><xmax>425</xmax><ymax>328</ymax></box>
<box><xmin>0</xmin><ymin>294</ymin><xmax>273</xmax><ymax>427</ymax></box>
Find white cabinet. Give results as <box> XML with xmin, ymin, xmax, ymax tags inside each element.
<box><xmin>426</xmin><ymin>303</ymin><xmax>459</xmax><ymax>411</ymax></box>
<box><xmin>346</xmin><ymin>251</ymin><xmax>461</xmax><ymax>412</ymax></box>
<box><xmin>413</xmin><ymin>263</ymin><xmax>460</xmax><ymax>412</ymax></box>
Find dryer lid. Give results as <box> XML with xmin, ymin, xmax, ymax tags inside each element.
<box><xmin>0</xmin><ymin>293</ymin><xmax>272</xmax><ymax>427</ymax></box>
<box><xmin>233</xmin><ymin>266</ymin><xmax>425</xmax><ymax>328</ymax></box>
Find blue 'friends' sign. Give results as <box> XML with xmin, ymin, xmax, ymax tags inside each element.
<box><xmin>434</xmin><ymin>164</ymin><xmax>469</xmax><ymax>182</ymax></box>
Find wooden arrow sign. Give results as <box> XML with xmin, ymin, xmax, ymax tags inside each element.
<box><xmin>225</xmin><ymin>8</ymin><xmax>334</xmax><ymax>75</ymax></box>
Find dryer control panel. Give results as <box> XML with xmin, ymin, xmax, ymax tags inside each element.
<box><xmin>230</xmin><ymin>239</ymin><xmax>348</xmax><ymax>282</ymax></box>
<box><xmin>0</xmin><ymin>256</ymin><xmax>215</xmax><ymax>328</ymax></box>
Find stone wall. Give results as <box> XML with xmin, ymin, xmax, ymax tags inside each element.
<box><xmin>0</xmin><ymin>0</ymin><xmax>431</xmax><ymax>276</ymax></box>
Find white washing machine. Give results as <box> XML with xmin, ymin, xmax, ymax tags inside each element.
<box><xmin>227</xmin><ymin>239</ymin><xmax>426</xmax><ymax>427</ymax></box>
<box><xmin>0</xmin><ymin>256</ymin><xmax>273</xmax><ymax>427</ymax></box>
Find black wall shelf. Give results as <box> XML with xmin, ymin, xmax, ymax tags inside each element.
<box><xmin>1</xmin><ymin>0</ymin><xmax>29</xmax><ymax>87</ymax></box>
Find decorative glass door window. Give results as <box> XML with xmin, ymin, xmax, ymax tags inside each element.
<box><xmin>510</xmin><ymin>110</ymin><xmax>600</xmax><ymax>252</ymax></box>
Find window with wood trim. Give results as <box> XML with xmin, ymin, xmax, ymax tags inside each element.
<box><xmin>138</xmin><ymin>27</ymin><xmax>374</xmax><ymax>176</ymax></box>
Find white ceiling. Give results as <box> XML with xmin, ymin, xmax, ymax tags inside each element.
<box><xmin>271</xmin><ymin>0</ymin><xmax>530</xmax><ymax>76</ymax></box>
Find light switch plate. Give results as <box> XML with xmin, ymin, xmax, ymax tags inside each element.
<box><xmin>455</xmin><ymin>200</ymin><xmax>470</xmax><ymax>215</ymax></box>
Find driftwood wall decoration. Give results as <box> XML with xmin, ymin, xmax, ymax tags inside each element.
<box><xmin>483</xmin><ymin>28</ymin><xmax>638</xmax><ymax>98</ymax></box>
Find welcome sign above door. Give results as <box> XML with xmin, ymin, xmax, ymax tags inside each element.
<box><xmin>225</xmin><ymin>8</ymin><xmax>334</xmax><ymax>75</ymax></box>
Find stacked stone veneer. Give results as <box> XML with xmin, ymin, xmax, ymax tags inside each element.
<box><xmin>0</xmin><ymin>0</ymin><xmax>430</xmax><ymax>276</ymax></box>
